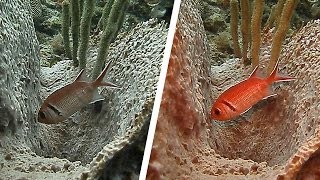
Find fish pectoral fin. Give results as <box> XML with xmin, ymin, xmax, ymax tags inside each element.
<box><xmin>263</xmin><ymin>93</ymin><xmax>277</xmax><ymax>100</ymax></box>
<box><xmin>263</xmin><ymin>88</ymin><xmax>277</xmax><ymax>100</ymax></box>
<box><xmin>47</xmin><ymin>103</ymin><xmax>64</xmax><ymax>116</ymax></box>
<box><xmin>89</xmin><ymin>90</ymin><xmax>105</xmax><ymax>104</ymax></box>
<box><xmin>101</xmin><ymin>81</ymin><xmax>121</xmax><ymax>89</ymax></box>
<box><xmin>239</xmin><ymin>106</ymin><xmax>252</xmax><ymax>116</ymax></box>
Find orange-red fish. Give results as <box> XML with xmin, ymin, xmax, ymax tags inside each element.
<box><xmin>38</xmin><ymin>61</ymin><xmax>117</xmax><ymax>124</ymax></box>
<box><xmin>211</xmin><ymin>62</ymin><xmax>294</xmax><ymax>121</ymax></box>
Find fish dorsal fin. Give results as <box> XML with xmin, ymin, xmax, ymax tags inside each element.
<box><xmin>74</xmin><ymin>69</ymin><xmax>89</xmax><ymax>82</ymax></box>
<box><xmin>89</xmin><ymin>89</ymin><xmax>105</xmax><ymax>104</ymax></box>
<box><xmin>266</xmin><ymin>61</ymin><xmax>295</xmax><ymax>84</ymax></box>
<box><xmin>93</xmin><ymin>61</ymin><xmax>112</xmax><ymax>86</ymax></box>
<box><xmin>93</xmin><ymin>61</ymin><xmax>120</xmax><ymax>88</ymax></box>
<box><xmin>249</xmin><ymin>65</ymin><xmax>260</xmax><ymax>78</ymax></box>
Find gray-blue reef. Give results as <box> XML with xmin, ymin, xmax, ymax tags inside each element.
<box><xmin>0</xmin><ymin>0</ymin><xmax>168</xmax><ymax>179</ymax></box>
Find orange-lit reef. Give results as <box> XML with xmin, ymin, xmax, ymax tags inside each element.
<box><xmin>147</xmin><ymin>0</ymin><xmax>320</xmax><ymax>179</ymax></box>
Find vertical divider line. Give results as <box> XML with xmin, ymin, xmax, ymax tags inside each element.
<box><xmin>139</xmin><ymin>0</ymin><xmax>182</xmax><ymax>179</ymax></box>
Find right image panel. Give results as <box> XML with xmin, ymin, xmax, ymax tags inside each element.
<box><xmin>147</xmin><ymin>0</ymin><xmax>320</xmax><ymax>179</ymax></box>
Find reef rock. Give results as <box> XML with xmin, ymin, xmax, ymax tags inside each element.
<box><xmin>148</xmin><ymin>0</ymin><xmax>320</xmax><ymax>179</ymax></box>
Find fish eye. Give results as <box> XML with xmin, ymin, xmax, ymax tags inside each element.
<box><xmin>39</xmin><ymin>111</ymin><xmax>46</xmax><ymax>119</ymax></box>
<box><xmin>214</xmin><ymin>108</ymin><xmax>221</xmax><ymax>116</ymax></box>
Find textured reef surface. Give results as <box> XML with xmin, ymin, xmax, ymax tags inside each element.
<box><xmin>0</xmin><ymin>0</ymin><xmax>167</xmax><ymax>179</ymax></box>
<box><xmin>148</xmin><ymin>0</ymin><xmax>320</xmax><ymax>179</ymax></box>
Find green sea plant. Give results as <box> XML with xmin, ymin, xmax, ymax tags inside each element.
<box><xmin>267</xmin><ymin>0</ymin><xmax>296</xmax><ymax>74</ymax></box>
<box><xmin>265</xmin><ymin>0</ymin><xmax>286</xmax><ymax>30</ymax></box>
<box><xmin>79</xmin><ymin>0</ymin><xmax>85</xmax><ymax>17</ymax></box>
<box><xmin>78</xmin><ymin>0</ymin><xmax>96</xmax><ymax>70</ymax></box>
<box><xmin>250</xmin><ymin>0</ymin><xmax>264</xmax><ymax>68</ymax></box>
<box><xmin>91</xmin><ymin>0</ymin><xmax>129</xmax><ymax>79</ymax></box>
<box><xmin>230</xmin><ymin>0</ymin><xmax>241</xmax><ymax>58</ymax></box>
<box><xmin>96</xmin><ymin>0</ymin><xmax>114</xmax><ymax>31</ymax></box>
<box><xmin>57</xmin><ymin>0</ymin><xmax>128</xmax><ymax>75</ymax></box>
<box><xmin>71</xmin><ymin>0</ymin><xmax>80</xmax><ymax>66</ymax></box>
<box><xmin>239</xmin><ymin>0</ymin><xmax>250</xmax><ymax>64</ymax></box>
<box><xmin>61</xmin><ymin>0</ymin><xmax>72</xmax><ymax>59</ymax></box>
<box><xmin>230</xmin><ymin>0</ymin><xmax>296</xmax><ymax>72</ymax></box>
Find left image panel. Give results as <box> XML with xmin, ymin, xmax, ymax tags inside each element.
<box><xmin>0</xmin><ymin>0</ymin><xmax>174</xmax><ymax>179</ymax></box>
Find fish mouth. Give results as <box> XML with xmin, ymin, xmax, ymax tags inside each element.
<box><xmin>37</xmin><ymin>111</ymin><xmax>53</xmax><ymax>124</ymax></box>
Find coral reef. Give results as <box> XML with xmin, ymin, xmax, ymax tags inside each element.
<box><xmin>147</xmin><ymin>0</ymin><xmax>320</xmax><ymax>179</ymax></box>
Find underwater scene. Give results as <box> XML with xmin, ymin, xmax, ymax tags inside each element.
<box><xmin>146</xmin><ymin>0</ymin><xmax>319</xmax><ymax>179</ymax></box>
<box><xmin>0</xmin><ymin>0</ymin><xmax>173</xmax><ymax>179</ymax></box>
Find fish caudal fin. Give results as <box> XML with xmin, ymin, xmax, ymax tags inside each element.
<box><xmin>93</xmin><ymin>61</ymin><xmax>119</xmax><ymax>88</ymax></box>
<box><xmin>266</xmin><ymin>61</ymin><xmax>295</xmax><ymax>84</ymax></box>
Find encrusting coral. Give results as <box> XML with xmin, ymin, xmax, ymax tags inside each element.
<box><xmin>147</xmin><ymin>0</ymin><xmax>320</xmax><ymax>179</ymax></box>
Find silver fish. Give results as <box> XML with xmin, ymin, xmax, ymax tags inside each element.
<box><xmin>38</xmin><ymin>61</ymin><xmax>117</xmax><ymax>124</ymax></box>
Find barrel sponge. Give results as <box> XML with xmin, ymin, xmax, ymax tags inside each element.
<box><xmin>0</xmin><ymin>0</ymin><xmax>41</xmax><ymax>142</ymax></box>
<box><xmin>30</xmin><ymin>0</ymin><xmax>42</xmax><ymax>19</ymax></box>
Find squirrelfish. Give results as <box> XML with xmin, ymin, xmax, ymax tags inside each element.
<box><xmin>211</xmin><ymin>62</ymin><xmax>294</xmax><ymax>121</ymax></box>
<box><xmin>38</xmin><ymin>61</ymin><xmax>117</xmax><ymax>124</ymax></box>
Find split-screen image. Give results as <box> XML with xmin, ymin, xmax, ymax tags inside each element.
<box><xmin>0</xmin><ymin>0</ymin><xmax>319</xmax><ymax>179</ymax></box>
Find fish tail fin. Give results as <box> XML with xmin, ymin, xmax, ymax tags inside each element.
<box><xmin>93</xmin><ymin>61</ymin><xmax>119</xmax><ymax>88</ymax></box>
<box><xmin>267</xmin><ymin>61</ymin><xmax>295</xmax><ymax>84</ymax></box>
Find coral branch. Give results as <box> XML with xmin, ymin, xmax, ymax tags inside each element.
<box><xmin>250</xmin><ymin>0</ymin><xmax>264</xmax><ymax>69</ymax></box>
<box><xmin>78</xmin><ymin>0</ymin><xmax>96</xmax><ymax>70</ymax></box>
<box><xmin>230</xmin><ymin>0</ymin><xmax>241</xmax><ymax>58</ymax></box>
<box><xmin>97</xmin><ymin>0</ymin><xmax>114</xmax><ymax>31</ymax></box>
<box><xmin>71</xmin><ymin>0</ymin><xmax>80</xmax><ymax>66</ymax></box>
<box><xmin>91</xmin><ymin>0</ymin><xmax>129</xmax><ymax>79</ymax></box>
<box><xmin>265</xmin><ymin>0</ymin><xmax>285</xmax><ymax>29</ymax></box>
<box><xmin>267</xmin><ymin>0</ymin><xmax>296</xmax><ymax>74</ymax></box>
<box><xmin>62</xmin><ymin>0</ymin><xmax>72</xmax><ymax>60</ymax></box>
<box><xmin>240</xmin><ymin>0</ymin><xmax>250</xmax><ymax>64</ymax></box>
